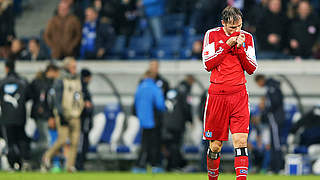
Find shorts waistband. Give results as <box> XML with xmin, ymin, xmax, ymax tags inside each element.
<box><xmin>208</xmin><ymin>83</ymin><xmax>246</xmax><ymax>95</ymax></box>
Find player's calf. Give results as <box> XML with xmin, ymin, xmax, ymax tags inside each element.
<box><xmin>207</xmin><ymin>141</ymin><xmax>222</xmax><ymax>180</ymax></box>
<box><xmin>234</xmin><ymin>147</ymin><xmax>249</xmax><ymax>180</ymax></box>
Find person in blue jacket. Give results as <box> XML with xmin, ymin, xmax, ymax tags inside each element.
<box><xmin>140</xmin><ymin>0</ymin><xmax>165</xmax><ymax>46</ymax></box>
<box><xmin>132</xmin><ymin>70</ymin><xmax>166</xmax><ymax>173</ymax></box>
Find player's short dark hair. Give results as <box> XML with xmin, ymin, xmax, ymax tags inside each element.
<box><xmin>5</xmin><ymin>59</ymin><xmax>15</xmax><ymax>72</ymax></box>
<box><xmin>254</xmin><ymin>74</ymin><xmax>266</xmax><ymax>82</ymax></box>
<box><xmin>45</xmin><ymin>63</ymin><xmax>59</xmax><ymax>73</ymax></box>
<box><xmin>221</xmin><ymin>6</ymin><xmax>243</xmax><ymax>24</ymax></box>
<box><xmin>81</xmin><ymin>68</ymin><xmax>92</xmax><ymax>78</ymax></box>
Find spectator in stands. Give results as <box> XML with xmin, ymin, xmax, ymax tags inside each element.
<box><xmin>244</xmin><ymin>0</ymin><xmax>268</xmax><ymax>34</ymax></box>
<box><xmin>287</xmin><ymin>0</ymin><xmax>301</xmax><ymax>20</ymax></box>
<box><xmin>0</xmin><ymin>0</ymin><xmax>15</xmax><ymax>59</ymax></box>
<box><xmin>97</xmin><ymin>0</ymin><xmax>121</xmax><ymax>34</ymax></box>
<box><xmin>9</xmin><ymin>39</ymin><xmax>28</xmax><ymax>60</ymax></box>
<box><xmin>288</xmin><ymin>0</ymin><xmax>319</xmax><ymax>59</ymax></box>
<box><xmin>119</xmin><ymin>0</ymin><xmax>139</xmax><ymax>47</ymax></box>
<box><xmin>191</xmin><ymin>0</ymin><xmax>227</xmax><ymax>34</ymax></box>
<box><xmin>191</xmin><ymin>40</ymin><xmax>202</xmax><ymax>60</ymax></box>
<box><xmin>44</xmin><ymin>2</ymin><xmax>82</xmax><ymax>60</ymax></box>
<box><xmin>256</xmin><ymin>0</ymin><xmax>289</xmax><ymax>59</ymax></box>
<box><xmin>62</xmin><ymin>0</ymin><xmax>89</xmax><ymax>24</ymax></box>
<box><xmin>166</xmin><ymin>0</ymin><xmax>197</xmax><ymax>26</ymax></box>
<box><xmin>163</xmin><ymin>75</ymin><xmax>194</xmax><ymax>171</ymax></box>
<box><xmin>0</xmin><ymin>59</ymin><xmax>31</xmax><ymax>171</ymax></box>
<box><xmin>92</xmin><ymin>0</ymin><xmax>103</xmax><ymax>17</ymax></box>
<box><xmin>132</xmin><ymin>70</ymin><xmax>166</xmax><ymax>173</ymax></box>
<box><xmin>139</xmin><ymin>0</ymin><xmax>165</xmax><ymax>47</ymax></box>
<box><xmin>79</xmin><ymin>7</ymin><xmax>115</xmax><ymax>59</ymax></box>
<box><xmin>29</xmin><ymin>64</ymin><xmax>60</xmax><ymax>157</ymax></box>
<box><xmin>255</xmin><ymin>74</ymin><xmax>285</xmax><ymax>174</ymax></box>
<box><xmin>42</xmin><ymin>57</ymin><xmax>85</xmax><ymax>172</ymax></box>
<box><xmin>24</xmin><ymin>38</ymin><xmax>49</xmax><ymax>61</ymax></box>
<box><xmin>76</xmin><ymin>68</ymin><xmax>93</xmax><ymax>171</ymax></box>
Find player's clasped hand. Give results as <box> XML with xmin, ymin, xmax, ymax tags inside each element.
<box><xmin>226</xmin><ymin>36</ymin><xmax>238</xmax><ymax>47</ymax></box>
<box><xmin>237</xmin><ymin>34</ymin><xmax>245</xmax><ymax>48</ymax></box>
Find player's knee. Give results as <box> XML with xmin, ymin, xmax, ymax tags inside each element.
<box><xmin>233</xmin><ymin>134</ymin><xmax>248</xmax><ymax>148</ymax></box>
<box><xmin>210</xmin><ymin>141</ymin><xmax>223</xmax><ymax>153</ymax></box>
<box><xmin>234</xmin><ymin>139</ymin><xmax>247</xmax><ymax>148</ymax></box>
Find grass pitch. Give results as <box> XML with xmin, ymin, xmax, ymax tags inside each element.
<box><xmin>0</xmin><ymin>172</ymin><xmax>318</xmax><ymax>180</ymax></box>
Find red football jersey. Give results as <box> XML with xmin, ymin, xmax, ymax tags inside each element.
<box><xmin>202</xmin><ymin>27</ymin><xmax>258</xmax><ymax>94</ymax></box>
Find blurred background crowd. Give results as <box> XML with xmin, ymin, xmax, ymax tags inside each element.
<box><xmin>0</xmin><ymin>0</ymin><xmax>320</xmax><ymax>61</ymax></box>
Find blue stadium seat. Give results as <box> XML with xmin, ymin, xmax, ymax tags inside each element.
<box><xmin>100</xmin><ymin>104</ymin><xmax>122</xmax><ymax>143</ymax></box>
<box><xmin>108</xmin><ymin>35</ymin><xmax>126</xmax><ymax>59</ymax></box>
<box><xmin>162</xmin><ymin>13</ymin><xmax>186</xmax><ymax>35</ymax></box>
<box><xmin>124</xmin><ymin>36</ymin><xmax>152</xmax><ymax>59</ymax></box>
<box><xmin>185</xmin><ymin>34</ymin><xmax>203</xmax><ymax>49</ymax></box>
<box><xmin>183</xmin><ymin>145</ymin><xmax>200</xmax><ymax>154</ymax></box>
<box><xmin>179</xmin><ymin>49</ymin><xmax>192</xmax><ymax>59</ymax></box>
<box><xmin>152</xmin><ymin>35</ymin><xmax>182</xmax><ymax>60</ymax></box>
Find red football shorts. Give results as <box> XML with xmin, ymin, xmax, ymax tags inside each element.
<box><xmin>203</xmin><ymin>88</ymin><xmax>250</xmax><ymax>141</ymax></box>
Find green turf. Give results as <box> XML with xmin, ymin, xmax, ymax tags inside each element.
<box><xmin>0</xmin><ymin>172</ymin><xmax>318</xmax><ymax>180</ymax></box>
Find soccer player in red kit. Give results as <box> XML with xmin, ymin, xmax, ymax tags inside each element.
<box><xmin>202</xmin><ymin>6</ymin><xmax>257</xmax><ymax>180</ymax></box>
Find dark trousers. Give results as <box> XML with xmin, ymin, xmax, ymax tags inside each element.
<box><xmin>164</xmin><ymin>129</ymin><xmax>186</xmax><ymax>171</ymax></box>
<box><xmin>1</xmin><ymin>124</ymin><xmax>30</xmax><ymax>169</ymax></box>
<box><xmin>267</xmin><ymin>113</ymin><xmax>284</xmax><ymax>173</ymax></box>
<box><xmin>136</xmin><ymin>128</ymin><xmax>161</xmax><ymax>168</ymax></box>
<box><xmin>76</xmin><ymin>132</ymin><xmax>90</xmax><ymax>170</ymax></box>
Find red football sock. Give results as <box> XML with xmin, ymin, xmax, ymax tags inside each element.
<box><xmin>234</xmin><ymin>156</ymin><xmax>249</xmax><ymax>180</ymax></box>
<box><xmin>207</xmin><ymin>155</ymin><xmax>220</xmax><ymax>180</ymax></box>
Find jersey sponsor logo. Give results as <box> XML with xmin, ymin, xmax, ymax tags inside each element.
<box><xmin>208</xmin><ymin>170</ymin><xmax>215</xmax><ymax>175</ymax></box>
<box><xmin>204</xmin><ymin>51</ymin><xmax>209</xmax><ymax>56</ymax></box>
<box><xmin>240</xmin><ymin>169</ymin><xmax>248</xmax><ymax>174</ymax></box>
<box><xmin>219</xmin><ymin>40</ymin><xmax>224</xmax><ymax>44</ymax></box>
<box><xmin>4</xmin><ymin>84</ymin><xmax>18</xmax><ymax>94</ymax></box>
<box><xmin>205</xmin><ymin>131</ymin><xmax>212</xmax><ymax>138</ymax></box>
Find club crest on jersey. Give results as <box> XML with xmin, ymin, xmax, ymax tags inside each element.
<box><xmin>205</xmin><ymin>131</ymin><xmax>212</xmax><ymax>138</ymax></box>
<box><xmin>240</xmin><ymin>169</ymin><xmax>248</xmax><ymax>174</ymax></box>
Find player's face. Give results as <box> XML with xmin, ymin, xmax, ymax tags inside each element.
<box><xmin>222</xmin><ymin>19</ymin><xmax>242</xmax><ymax>35</ymax></box>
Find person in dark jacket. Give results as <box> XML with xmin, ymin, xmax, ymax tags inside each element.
<box><xmin>163</xmin><ymin>74</ymin><xmax>195</xmax><ymax>171</ymax></box>
<box><xmin>256</xmin><ymin>0</ymin><xmax>289</xmax><ymax>59</ymax></box>
<box><xmin>287</xmin><ymin>105</ymin><xmax>320</xmax><ymax>147</ymax></box>
<box><xmin>132</xmin><ymin>70</ymin><xmax>166</xmax><ymax>173</ymax></box>
<box><xmin>255</xmin><ymin>74</ymin><xmax>285</xmax><ymax>174</ymax></box>
<box><xmin>0</xmin><ymin>59</ymin><xmax>31</xmax><ymax>170</ymax></box>
<box><xmin>76</xmin><ymin>68</ymin><xmax>93</xmax><ymax>171</ymax></box>
<box><xmin>23</xmin><ymin>38</ymin><xmax>49</xmax><ymax>61</ymax></box>
<box><xmin>29</xmin><ymin>63</ymin><xmax>59</xmax><ymax>153</ymax></box>
<box><xmin>288</xmin><ymin>0</ymin><xmax>320</xmax><ymax>59</ymax></box>
<box><xmin>0</xmin><ymin>0</ymin><xmax>15</xmax><ymax>59</ymax></box>
<box><xmin>79</xmin><ymin>7</ymin><xmax>115</xmax><ymax>59</ymax></box>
